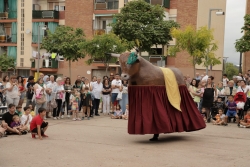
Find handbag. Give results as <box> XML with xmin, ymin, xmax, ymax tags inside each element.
<box><xmin>36</xmin><ymin>94</ymin><xmax>46</xmax><ymax>104</ymax></box>
<box><xmin>117</xmin><ymin>92</ymin><xmax>122</xmax><ymax>100</ymax></box>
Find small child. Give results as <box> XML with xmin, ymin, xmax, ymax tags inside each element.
<box><xmin>81</xmin><ymin>87</ymin><xmax>92</xmax><ymax>120</ymax></box>
<box><xmin>225</xmin><ymin>95</ymin><xmax>239</xmax><ymax>125</ymax></box>
<box><xmin>11</xmin><ymin>115</ymin><xmax>24</xmax><ymax>135</ymax></box>
<box><xmin>212</xmin><ymin>108</ymin><xmax>226</xmax><ymax>125</ymax></box>
<box><xmin>21</xmin><ymin>107</ymin><xmax>33</xmax><ymax>132</ymax></box>
<box><xmin>239</xmin><ymin>109</ymin><xmax>250</xmax><ymax>128</ymax></box>
<box><xmin>201</xmin><ymin>107</ymin><xmax>207</xmax><ymax>123</ymax></box>
<box><xmin>122</xmin><ymin>104</ymin><xmax>129</xmax><ymax>120</ymax></box>
<box><xmin>15</xmin><ymin>106</ymin><xmax>22</xmax><ymax>117</ymax></box>
<box><xmin>214</xmin><ymin>97</ymin><xmax>225</xmax><ymax>109</ymax></box>
<box><xmin>30</xmin><ymin>107</ymin><xmax>49</xmax><ymax>139</ymax></box>
<box><xmin>29</xmin><ymin>104</ymin><xmax>35</xmax><ymax>117</ymax></box>
<box><xmin>70</xmin><ymin>89</ymin><xmax>81</xmax><ymax>121</ymax></box>
<box><xmin>111</xmin><ymin>105</ymin><xmax>123</xmax><ymax>119</ymax></box>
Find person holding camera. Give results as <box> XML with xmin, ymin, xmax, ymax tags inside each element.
<box><xmin>5</xmin><ymin>76</ymin><xmax>20</xmax><ymax>106</ymax></box>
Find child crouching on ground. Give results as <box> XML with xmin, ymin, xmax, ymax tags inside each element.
<box><xmin>111</xmin><ymin>105</ymin><xmax>123</xmax><ymax>119</ymax></box>
<box><xmin>225</xmin><ymin>95</ymin><xmax>239</xmax><ymax>126</ymax></box>
<box><xmin>21</xmin><ymin>107</ymin><xmax>33</xmax><ymax>132</ymax></box>
<box><xmin>212</xmin><ymin>108</ymin><xmax>226</xmax><ymax>125</ymax></box>
<box><xmin>70</xmin><ymin>89</ymin><xmax>81</xmax><ymax>121</ymax></box>
<box><xmin>30</xmin><ymin>107</ymin><xmax>49</xmax><ymax>139</ymax></box>
<box><xmin>122</xmin><ymin>104</ymin><xmax>129</xmax><ymax>120</ymax></box>
<box><xmin>239</xmin><ymin>109</ymin><xmax>250</xmax><ymax>128</ymax></box>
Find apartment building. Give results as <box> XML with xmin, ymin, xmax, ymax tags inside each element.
<box><xmin>0</xmin><ymin>0</ymin><xmax>226</xmax><ymax>81</ymax></box>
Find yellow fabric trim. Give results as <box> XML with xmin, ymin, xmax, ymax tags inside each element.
<box><xmin>160</xmin><ymin>67</ymin><xmax>182</xmax><ymax>112</ymax></box>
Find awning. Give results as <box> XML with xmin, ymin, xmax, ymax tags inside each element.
<box><xmin>95</xmin><ymin>14</ymin><xmax>113</xmax><ymax>17</ymax></box>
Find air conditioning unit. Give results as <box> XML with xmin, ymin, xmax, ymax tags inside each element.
<box><xmin>151</xmin><ymin>0</ymin><xmax>163</xmax><ymax>6</ymax></box>
<box><xmin>95</xmin><ymin>2</ymin><xmax>107</xmax><ymax>10</ymax></box>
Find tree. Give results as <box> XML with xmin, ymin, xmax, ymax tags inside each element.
<box><xmin>235</xmin><ymin>14</ymin><xmax>250</xmax><ymax>53</ymax></box>
<box><xmin>83</xmin><ymin>33</ymin><xmax>128</xmax><ymax>75</ymax></box>
<box><xmin>225</xmin><ymin>63</ymin><xmax>239</xmax><ymax>79</ymax></box>
<box><xmin>111</xmin><ymin>0</ymin><xmax>179</xmax><ymax>55</ymax></box>
<box><xmin>169</xmin><ymin>25</ymin><xmax>220</xmax><ymax>76</ymax></box>
<box><xmin>41</xmin><ymin>26</ymin><xmax>86</xmax><ymax>78</ymax></box>
<box><xmin>0</xmin><ymin>53</ymin><xmax>16</xmax><ymax>72</ymax></box>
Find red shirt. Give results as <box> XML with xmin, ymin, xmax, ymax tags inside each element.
<box><xmin>30</xmin><ymin>115</ymin><xmax>43</xmax><ymax>131</ymax></box>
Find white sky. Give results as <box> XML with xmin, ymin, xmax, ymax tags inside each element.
<box><xmin>224</xmin><ymin>0</ymin><xmax>246</xmax><ymax>65</ymax></box>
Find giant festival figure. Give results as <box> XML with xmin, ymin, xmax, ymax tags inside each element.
<box><xmin>110</xmin><ymin>51</ymin><xmax>206</xmax><ymax>141</ymax></box>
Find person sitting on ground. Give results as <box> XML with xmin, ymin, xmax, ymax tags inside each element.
<box><xmin>81</xmin><ymin>87</ymin><xmax>92</xmax><ymax>120</ymax></box>
<box><xmin>239</xmin><ymin>109</ymin><xmax>250</xmax><ymax>128</ymax></box>
<box><xmin>224</xmin><ymin>95</ymin><xmax>239</xmax><ymax>126</ymax></box>
<box><xmin>0</xmin><ymin>126</ymin><xmax>7</xmax><ymax>138</ymax></box>
<box><xmin>200</xmin><ymin>107</ymin><xmax>207</xmax><ymax>122</ymax></box>
<box><xmin>122</xmin><ymin>104</ymin><xmax>129</xmax><ymax>120</ymax></box>
<box><xmin>30</xmin><ymin>107</ymin><xmax>49</xmax><ymax>139</ymax></box>
<box><xmin>15</xmin><ymin>105</ymin><xmax>22</xmax><ymax>117</ymax></box>
<box><xmin>11</xmin><ymin>115</ymin><xmax>26</xmax><ymax>135</ymax></box>
<box><xmin>212</xmin><ymin>108</ymin><xmax>226</xmax><ymax>125</ymax></box>
<box><xmin>111</xmin><ymin>105</ymin><xmax>123</xmax><ymax>119</ymax></box>
<box><xmin>70</xmin><ymin>89</ymin><xmax>81</xmax><ymax>121</ymax></box>
<box><xmin>29</xmin><ymin>104</ymin><xmax>35</xmax><ymax>117</ymax></box>
<box><xmin>1</xmin><ymin>104</ymin><xmax>28</xmax><ymax>135</ymax></box>
<box><xmin>21</xmin><ymin>107</ymin><xmax>33</xmax><ymax>132</ymax></box>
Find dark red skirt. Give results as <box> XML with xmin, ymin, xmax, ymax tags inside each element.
<box><xmin>128</xmin><ymin>85</ymin><xmax>206</xmax><ymax>134</ymax></box>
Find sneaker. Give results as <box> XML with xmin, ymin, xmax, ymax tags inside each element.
<box><xmin>67</xmin><ymin>115</ymin><xmax>70</xmax><ymax>118</ymax></box>
<box><xmin>53</xmin><ymin>117</ymin><xmax>57</xmax><ymax>120</ymax></box>
<box><xmin>240</xmin><ymin>125</ymin><xmax>246</xmax><ymax>128</ymax></box>
<box><xmin>77</xmin><ymin>118</ymin><xmax>81</xmax><ymax>121</ymax></box>
<box><xmin>61</xmin><ymin>115</ymin><xmax>64</xmax><ymax>119</ymax></box>
<box><xmin>57</xmin><ymin>117</ymin><xmax>60</xmax><ymax>120</ymax></box>
<box><xmin>72</xmin><ymin>118</ymin><xmax>76</xmax><ymax>121</ymax></box>
<box><xmin>82</xmin><ymin>117</ymin><xmax>85</xmax><ymax>120</ymax></box>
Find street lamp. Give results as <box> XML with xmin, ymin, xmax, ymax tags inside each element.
<box><xmin>37</xmin><ymin>25</ymin><xmax>48</xmax><ymax>76</ymax></box>
<box><xmin>206</xmin><ymin>8</ymin><xmax>225</xmax><ymax>74</ymax></box>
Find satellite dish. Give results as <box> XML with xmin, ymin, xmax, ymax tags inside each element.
<box><xmin>26</xmin><ymin>29</ymin><xmax>31</xmax><ymax>34</ymax></box>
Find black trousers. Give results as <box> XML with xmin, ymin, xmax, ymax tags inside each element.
<box><xmin>93</xmin><ymin>98</ymin><xmax>100</xmax><ymax>115</ymax></box>
<box><xmin>31</xmin><ymin>122</ymin><xmax>48</xmax><ymax>135</ymax></box>
<box><xmin>53</xmin><ymin>99</ymin><xmax>62</xmax><ymax>117</ymax></box>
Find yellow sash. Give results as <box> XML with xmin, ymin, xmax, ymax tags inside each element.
<box><xmin>160</xmin><ymin>67</ymin><xmax>181</xmax><ymax>112</ymax></box>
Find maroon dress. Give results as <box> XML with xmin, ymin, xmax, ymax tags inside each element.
<box><xmin>128</xmin><ymin>85</ymin><xmax>206</xmax><ymax>134</ymax></box>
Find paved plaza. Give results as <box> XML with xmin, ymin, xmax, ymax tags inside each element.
<box><xmin>1</xmin><ymin>115</ymin><xmax>249</xmax><ymax>167</ymax></box>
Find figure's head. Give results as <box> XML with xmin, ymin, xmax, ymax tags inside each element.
<box><xmin>38</xmin><ymin>107</ymin><xmax>46</xmax><ymax>117</ymax></box>
<box><xmin>28</xmin><ymin>104</ymin><xmax>33</xmax><ymax>110</ymax></box>
<box><xmin>111</xmin><ymin>52</ymin><xmax>140</xmax><ymax>80</ymax></box>
<box><xmin>201</xmin><ymin>107</ymin><xmax>206</xmax><ymax>113</ymax></box>
<box><xmin>126</xmin><ymin>104</ymin><xmax>129</xmax><ymax>110</ymax></box>
<box><xmin>16</xmin><ymin>106</ymin><xmax>22</xmax><ymax>111</ymax></box>
<box><xmin>241</xmin><ymin>80</ymin><xmax>246</xmax><ymax>87</ymax></box>
<box><xmin>8</xmin><ymin>104</ymin><xmax>16</xmax><ymax>112</ymax></box>
<box><xmin>223</xmin><ymin>74</ymin><xmax>227</xmax><ymax>78</ymax></box>
<box><xmin>218</xmin><ymin>108</ymin><xmax>223</xmax><ymax>115</ymax></box>
<box><xmin>217</xmin><ymin>97</ymin><xmax>222</xmax><ymax>102</ymax></box>
<box><xmin>12</xmin><ymin>115</ymin><xmax>20</xmax><ymax>122</ymax></box>
<box><xmin>217</xmin><ymin>82</ymin><xmax>223</xmax><ymax>88</ymax></box>
<box><xmin>116</xmin><ymin>105</ymin><xmax>121</xmax><ymax>110</ymax></box>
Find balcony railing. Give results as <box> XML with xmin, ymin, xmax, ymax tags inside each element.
<box><xmin>95</xmin><ymin>0</ymin><xmax>119</xmax><ymax>10</ymax></box>
<box><xmin>94</xmin><ymin>29</ymin><xmax>106</xmax><ymax>35</ymax></box>
<box><xmin>32</xmin><ymin>10</ymin><xmax>59</xmax><ymax>19</ymax></box>
<box><xmin>31</xmin><ymin>59</ymin><xmax>58</xmax><ymax>68</ymax></box>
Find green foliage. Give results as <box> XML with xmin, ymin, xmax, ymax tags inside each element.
<box><xmin>169</xmin><ymin>25</ymin><xmax>220</xmax><ymax>75</ymax></box>
<box><xmin>0</xmin><ymin>53</ymin><xmax>16</xmax><ymax>72</ymax></box>
<box><xmin>111</xmin><ymin>0</ymin><xmax>179</xmax><ymax>53</ymax></box>
<box><xmin>83</xmin><ymin>33</ymin><xmax>128</xmax><ymax>65</ymax></box>
<box><xmin>41</xmin><ymin>26</ymin><xmax>86</xmax><ymax>62</ymax></box>
<box><xmin>225</xmin><ymin>63</ymin><xmax>239</xmax><ymax>79</ymax></box>
<box><xmin>235</xmin><ymin>14</ymin><xmax>250</xmax><ymax>53</ymax></box>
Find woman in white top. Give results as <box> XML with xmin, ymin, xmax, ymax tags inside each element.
<box><xmin>6</xmin><ymin>76</ymin><xmax>20</xmax><ymax>106</ymax></box>
<box><xmin>52</xmin><ymin>77</ymin><xmax>65</xmax><ymax>120</ymax></box>
<box><xmin>119</xmin><ymin>80</ymin><xmax>128</xmax><ymax>114</ymax></box>
<box><xmin>34</xmin><ymin>78</ymin><xmax>48</xmax><ymax>115</ymax></box>
<box><xmin>216</xmin><ymin>82</ymin><xmax>226</xmax><ymax>98</ymax></box>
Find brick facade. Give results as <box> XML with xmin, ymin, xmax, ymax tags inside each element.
<box><xmin>167</xmin><ymin>0</ymin><xmax>198</xmax><ymax>70</ymax></box>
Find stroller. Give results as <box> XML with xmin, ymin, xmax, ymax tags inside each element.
<box><xmin>0</xmin><ymin>91</ymin><xmax>7</xmax><ymax>120</ymax></box>
<box><xmin>211</xmin><ymin>96</ymin><xmax>226</xmax><ymax>120</ymax></box>
<box><xmin>234</xmin><ymin>92</ymin><xmax>247</xmax><ymax>120</ymax></box>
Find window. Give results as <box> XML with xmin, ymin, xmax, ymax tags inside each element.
<box><xmin>20</xmin><ymin>33</ymin><xmax>24</xmax><ymax>55</ymax></box>
<box><xmin>21</xmin><ymin>0</ymin><xmax>24</xmax><ymax>7</ymax></box>
<box><xmin>21</xmin><ymin>9</ymin><xmax>24</xmax><ymax>31</ymax></box>
<box><xmin>107</xmin><ymin>0</ymin><xmax>119</xmax><ymax>9</ymax></box>
<box><xmin>60</xmin><ymin>6</ymin><xmax>65</xmax><ymax>11</ymax></box>
<box><xmin>96</xmin><ymin>0</ymin><xmax>106</xmax><ymax>2</ymax></box>
<box><xmin>102</xmin><ymin>21</ymin><xmax>106</xmax><ymax>29</ymax></box>
<box><xmin>54</xmin><ymin>5</ymin><xmax>59</xmax><ymax>11</ymax></box>
<box><xmin>20</xmin><ymin>58</ymin><xmax>24</xmax><ymax>67</ymax></box>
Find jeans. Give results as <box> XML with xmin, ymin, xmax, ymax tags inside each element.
<box><xmin>35</xmin><ymin>102</ymin><xmax>47</xmax><ymax>115</ymax></box>
<box><xmin>93</xmin><ymin>98</ymin><xmax>100</xmax><ymax>115</ymax></box>
<box><xmin>53</xmin><ymin>99</ymin><xmax>62</xmax><ymax>117</ymax></box>
<box><xmin>102</xmin><ymin>95</ymin><xmax>110</xmax><ymax>114</ymax></box>
<box><xmin>119</xmin><ymin>93</ymin><xmax>128</xmax><ymax>114</ymax></box>
<box><xmin>6</xmin><ymin>96</ymin><xmax>20</xmax><ymax>106</ymax></box>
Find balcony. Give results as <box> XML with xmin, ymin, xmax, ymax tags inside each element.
<box><xmin>32</xmin><ymin>10</ymin><xmax>59</xmax><ymax>22</ymax></box>
<box><xmin>95</xmin><ymin>0</ymin><xmax>119</xmax><ymax>10</ymax></box>
<box><xmin>94</xmin><ymin>29</ymin><xmax>106</xmax><ymax>35</ymax></box>
<box><xmin>0</xmin><ymin>22</ymin><xmax>17</xmax><ymax>46</ymax></box>
<box><xmin>0</xmin><ymin>0</ymin><xmax>17</xmax><ymax>22</ymax></box>
<box><xmin>30</xmin><ymin>59</ymin><xmax>58</xmax><ymax>72</ymax></box>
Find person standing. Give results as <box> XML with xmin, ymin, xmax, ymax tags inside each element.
<box><xmin>102</xmin><ymin>79</ymin><xmax>111</xmax><ymax>115</ymax></box>
<box><xmin>91</xmin><ymin>77</ymin><xmax>103</xmax><ymax>116</ymax></box>
<box><xmin>17</xmin><ymin>76</ymin><xmax>26</xmax><ymax>106</ymax></box>
<box><xmin>34</xmin><ymin>78</ymin><xmax>47</xmax><ymax>116</ymax></box>
<box><xmin>111</xmin><ymin>74</ymin><xmax>122</xmax><ymax>112</ymax></box>
<box><xmin>64</xmin><ymin>77</ymin><xmax>72</xmax><ymax>118</ymax></box>
<box><xmin>6</xmin><ymin>76</ymin><xmax>20</xmax><ymax>106</ymax></box>
<box><xmin>26</xmin><ymin>76</ymin><xmax>35</xmax><ymax>108</ymax></box>
<box><xmin>52</xmin><ymin>77</ymin><xmax>65</xmax><ymax>120</ymax></box>
<box><xmin>119</xmin><ymin>80</ymin><xmax>128</xmax><ymax>114</ymax></box>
